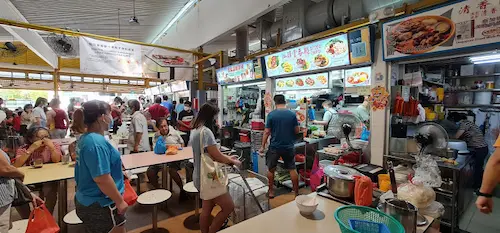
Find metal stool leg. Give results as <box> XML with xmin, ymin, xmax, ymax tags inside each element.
<box><xmin>195</xmin><ymin>193</ymin><xmax>199</xmax><ymax>216</ymax></box>
<box><xmin>136</xmin><ymin>175</ymin><xmax>141</xmax><ymax>194</ymax></box>
<box><xmin>152</xmin><ymin>205</ymin><xmax>158</xmax><ymax>230</ymax></box>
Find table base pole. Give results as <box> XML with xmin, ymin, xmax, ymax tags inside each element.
<box><xmin>58</xmin><ymin>180</ymin><xmax>68</xmax><ymax>233</ymax></box>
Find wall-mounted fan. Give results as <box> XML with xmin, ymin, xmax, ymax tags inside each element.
<box><xmin>0</xmin><ymin>42</ymin><xmax>28</xmax><ymax>58</ymax></box>
<box><xmin>45</xmin><ymin>34</ymin><xmax>78</xmax><ymax>57</ymax></box>
<box><xmin>414</xmin><ymin>122</ymin><xmax>449</xmax><ymax>157</ymax></box>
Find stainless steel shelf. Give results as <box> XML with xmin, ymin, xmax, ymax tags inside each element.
<box><xmin>445</xmin><ymin>104</ymin><xmax>500</xmax><ymax>109</ymax></box>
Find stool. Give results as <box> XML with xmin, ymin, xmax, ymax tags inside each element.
<box><xmin>137</xmin><ymin>189</ymin><xmax>172</xmax><ymax>233</ymax></box>
<box><xmin>63</xmin><ymin>210</ymin><xmax>83</xmax><ymax>225</ymax></box>
<box><xmin>8</xmin><ymin>220</ymin><xmax>28</xmax><ymax>233</ymax></box>
<box><xmin>182</xmin><ymin>182</ymin><xmax>202</xmax><ymax>230</ymax></box>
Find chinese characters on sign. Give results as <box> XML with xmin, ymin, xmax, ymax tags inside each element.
<box><xmin>80</xmin><ymin>37</ymin><xmax>142</xmax><ymax>77</ymax></box>
<box><xmin>216</xmin><ymin>61</ymin><xmax>257</xmax><ymax>85</ymax></box>
<box><xmin>264</xmin><ymin>34</ymin><xmax>350</xmax><ymax>77</ymax></box>
<box><xmin>383</xmin><ymin>0</ymin><xmax>500</xmax><ymax>61</ymax></box>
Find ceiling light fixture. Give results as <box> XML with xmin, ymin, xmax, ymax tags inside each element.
<box><xmin>472</xmin><ymin>58</ymin><xmax>500</xmax><ymax>64</ymax></box>
<box><xmin>129</xmin><ymin>0</ymin><xmax>140</xmax><ymax>24</ymax></box>
<box><xmin>470</xmin><ymin>53</ymin><xmax>500</xmax><ymax>62</ymax></box>
<box><xmin>151</xmin><ymin>0</ymin><xmax>197</xmax><ymax>43</ymax></box>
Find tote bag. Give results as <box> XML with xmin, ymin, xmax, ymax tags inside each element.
<box><xmin>199</xmin><ymin>128</ymin><xmax>228</xmax><ymax>200</ymax></box>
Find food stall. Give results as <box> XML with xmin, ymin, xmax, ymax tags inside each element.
<box><xmin>261</xmin><ymin>27</ymin><xmax>376</xmax><ymax>189</ymax></box>
<box><xmin>216</xmin><ymin>59</ymin><xmax>266</xmax><ymax>169</ymax></box>
<box><xmin>381</xmin><ymin>1</ymin><xmax>500</xmax><ymax>231</ymax></box>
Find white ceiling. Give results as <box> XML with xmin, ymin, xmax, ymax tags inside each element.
<box><xmin>5</xmin><ymin>0</ymin><xmax>190</xmax><ymax>42</ymax></box>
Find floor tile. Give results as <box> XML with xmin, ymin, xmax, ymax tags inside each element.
<box><xmin>467</xmin><ymin>221</ymin><xmax>499</xmax><ymax>233</ymax></box>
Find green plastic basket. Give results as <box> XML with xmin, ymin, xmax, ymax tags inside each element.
<box><xmin>334</xmin><ymin>206</ymin><xmax>404</xmax><ymax>233</ymax></box>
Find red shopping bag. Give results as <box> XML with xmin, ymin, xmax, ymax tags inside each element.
<box><xmin>123</xmin><ymin>178</ymin><xmax>138</xmax><ymax>205</ymax></box>
<box><xmin>26</xmin><ymin>204</ymin><xmax>60</xmax><ymax>233</ymax></box>
<box><xmin>310</xmin><ymin>155</ymin><xmax>324</xmax><ymax>191</ymax></box>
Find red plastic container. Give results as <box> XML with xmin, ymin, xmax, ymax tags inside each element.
<box><xmin>239</xmin><ymin>133</ymin><xmax>250</xmax><ymax>142</ymax></box>
<box><xmin>251</xmin><ymin>120</ymin><xmax>265</xmax><ymax>130</ymax></box>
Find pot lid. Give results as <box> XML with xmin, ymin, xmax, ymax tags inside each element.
<box><xmin>324</xmin><ymin>165</ymin><xmax>360</xmax><ymax>180</ymax></box>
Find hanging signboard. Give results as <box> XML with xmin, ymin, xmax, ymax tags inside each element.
<box><xmin>264</xmin><ymin>34</ymin><xmax>350</xmax><ymax>77</ymax></box>
<box><xmin>79</xmin><ymin>37</ymin><xmax>142</xmax><ymax>77</ymax></box>
<box><xmin>348</xmin><ymin>26</ymin><xmax>375</xmax><ymax>64</ymax></box>
<box><xmin>254</xmin><ymin>58</ymin><xmax>264</xmax><ymax>79</ymax></box>
<box><xmin>159</xmin><ymin>84</ymin><xmax>172</xmax><ymax>93</ymax></box>
<box><xmin>141</xmin><ymin>46</ymin><xmax>194</xmax><ymax>81</ymax></box>
<box><xmin>344</xmin><ymin>66</ymin><xmax>372</xmax><ymax>87</ymax></box>
<box><xmin>216</xmin><ymin>61</ymin><xmax>256</xmax><ymax>85</ymax></box>
<box><xmin>275</xmin><ymin>72</ymin><xmax>329</xmax><ymax>91</ymax></box>
<box><xmin>171</xmin><ymin>81</ymin><xmax>188</xmax><ymax>92</ymax></box>
<box><xmin>383</xmin><ymin>0</ymin><xmax>500</xmax><ymax>61</ymax></box>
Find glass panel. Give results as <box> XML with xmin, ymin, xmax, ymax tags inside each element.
<box><xmin>12</xmin><ymin>72</ymin><xmax>26</xmax><ymax>78</ymax></box>
<box><xmin>28</xmin><ymin>73</ymin><xmax>41</xmax><ymax>79</ymax></box>
<box><xmin>94</xmin><ymin>78</ymin><xmax>103</xmax><ymax>83</ymax></box>
<box><xmin>41</xmin><ymin>74</ymin><xmax>53</xmax><ymax>80</ymax></box>
<box><xmin>119</xmin><ymin>80</ymin><xmax>128</xmax><ymax>84</ymax></box>
<box><xmin>110</xmin><ymin>79</ymin><xmax>120</xmax><ymax>84</ymax></box>
<box><xmin>71</xmin><ymin>76</ymin><xmax>82</xmax><ymax>82</ymax></box>
<box><xmin>84</xmin><ymin>77</ymin><xmax>93</xmax><ymax>82</ymax></box>
<box><xmin>60</xmin><ymin>75</ymin><xmax>71</xmax><ymax>81</ymax></box>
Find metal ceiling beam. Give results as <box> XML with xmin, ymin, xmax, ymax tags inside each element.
<box><xmin>0</xmin><ymin>0</ymin><xmax>58</xmax><ymax>68</ymax></box>
<box><xmin>0</xmin><ymin>18</ymin><xmax>208</xmax><ymax>56</ymax></box>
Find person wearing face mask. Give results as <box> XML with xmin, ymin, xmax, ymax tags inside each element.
<box><xmin>127</xmin><ymin>100</ymin><xmax>150</xmax><ymax>153</ymax></box>
<box><xmin>312</xmin><ymin>100</ymin><xmax>338</xmax><ymax>135</ymax></box>
<box><xmin>240</xmin><ymin>103</ymin><xmax>251</xmax><ymax>126</ymax></box>
<box><xmin>177</xmin><ymin>101</ymin><xmax>194</xmax><ymax>146</ymax></box>
<box><xmin>14</xmin><ymin>127</ymin><xmax>62</xmax><ymax>215</ymax></box>
<box><xmin>72</xmin><ymin>100</ymin><xmax>128</xmax><ymax>233</ymax></box>
<box><xmin>31</xmin><ymin>97</ymin><xmax>48</xmax><ymax>128</ymax></box>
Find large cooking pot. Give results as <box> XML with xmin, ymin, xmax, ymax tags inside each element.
<box><xmin>324</xmin><ymin>165</ymin><xmax>360</xmax><ymax>198</ymax></box>
<box><xmin>378</xmin><ymin>199</ymin><xmax>418</xmax><ymax>233</ymax></box>
<box><xmin>448</xmin><ymin>139</ymin><xmax>467</xmax><ymax>151</ymax></box>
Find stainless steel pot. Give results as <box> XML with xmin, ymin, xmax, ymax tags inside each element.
<box><xmin>324</xmin><ymin>165</ymin><xmax>360</xmax><ymax>198</ymax></box>
<box><xmin>378</xmin><ymin>199</ymin><xmax>418</xmax><ymax>233</ymax></box>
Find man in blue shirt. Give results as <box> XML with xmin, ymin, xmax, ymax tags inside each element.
<box><xmin>259</xmin><ymin>94</ymin><xmax>300</xmax><ymax>198</ymax></box>
<box><xmin>161</xmin><ymin>95</ymin><xmax>173</xmax><ymax>113</ymax></box>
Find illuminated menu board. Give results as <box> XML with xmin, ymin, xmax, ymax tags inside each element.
<box><xmin>216</xmin><ymin>60</ymin><xmax>256</xmax><ymax>84</ymax></box>
<box><xmin>264</xmin><ymin>34</ymin><xmax>350</xmax><ymax>77</ymax></box>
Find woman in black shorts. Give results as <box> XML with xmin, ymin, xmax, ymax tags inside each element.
<box><xmin>72</xmin><ymin>101</ymin><xmax>128</xmax><ymax>233</ymax></box>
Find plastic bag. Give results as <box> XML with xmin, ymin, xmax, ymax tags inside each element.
<box><xmin>412</xmin><ymin>153</ymin><xmax>442</xmax><ymax>188</ymax></box>
<box><xmin>123</xmin><ymin>178</ymin><xmax>138</xmax><ymax>205</ymax></box>
<box><xmin>397</xmin><ymin>182</ymin><xmax>436</xmax><ymax>209</ymax></box>
<box><xmin>26</xmin><ymin>204</ymin><xmax>60</xmax><ymax>233</ymax></box>
<box><xmin>166</xmin><ymin>145</ymin><xmax>178</xmax><ymax>155</ymax></box>
<box><xmin>419</xmin><ymin>201</ymin><xmax>445</xmax><ymax>219</ymax></box>
<box><xmin>310</xmin><ymin>156</ymin><xmax>323</xmax><ymax>191</ymax></box>
<box><xmin>154</xmin><ymin>136</ymin><xmax>167</xmax><ymax>154</ymax></box>
<box><xmin>354</xmin><ymin>176</ymin><xmax>373</xmax><ymax>206</ymax></box>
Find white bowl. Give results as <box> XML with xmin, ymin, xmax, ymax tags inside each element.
<box><xmin>295</xmin><ymin>195</ymin><xmax>319</xmax><ymax>215</ymax></box>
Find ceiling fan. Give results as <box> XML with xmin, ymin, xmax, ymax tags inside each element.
<box><xmin>129</xmin><ymin>0</ymin><xmax>140</xmax><ymax>24</ymax></box>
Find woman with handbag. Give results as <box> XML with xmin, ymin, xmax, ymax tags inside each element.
<box><xmin>191</xmin><ymin>103</ymin><xmax>241</xmax><ymax>233</ymax></box>
<box><xmin>72</xmin><ymin>100</ymin><xmax>127</xmax><ymax>233</ymax></box>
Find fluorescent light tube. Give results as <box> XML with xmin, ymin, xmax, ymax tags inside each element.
<box><xmin>473</xmin><ymin>58</ymin><xmax>500</xmax><ymax>64</ymax></box>
<box><xmin>151</xmin><ymin>0</ymin><xmax>197</xmax><ymax>44</ymax></box>
<box><xmin>470</xmin><ymin>54</ymin><xmax>500</xmax><ymax>62</ymax></box>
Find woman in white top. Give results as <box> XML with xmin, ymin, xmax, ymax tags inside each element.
<box><xmin>191</xmin><ymin>103</ymin><xmax>241</xmax><ymax>233</ymax></box>
<box><xmin>31</xmin><ymin>97</ymin><xmax>48</xmax><ymax>128</ymax></box>
<box><xmin>20</xmin><ymin>104</ymin><xmax>33</xmax><ymax>135</ymax></box>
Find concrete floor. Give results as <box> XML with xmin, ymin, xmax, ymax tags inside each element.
<box><xmin>459</xmin><ymin>195</ymin><xmax>500</xmax><ymax>233</ymax></box>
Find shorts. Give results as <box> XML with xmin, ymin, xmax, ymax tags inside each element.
<box><xmin>266</xmin><ymin>148</ymin><xmax>296</xmax><ymax>170</ymax></box>
<box><xmin>75</xmin><ymin>199</ymin><xmax>126</xmax><ymax>233</ymax></box>
<box><xmin>147</xmin><ymin>161</ymin><xmax>182</xmax><ymax>174</ymax></box>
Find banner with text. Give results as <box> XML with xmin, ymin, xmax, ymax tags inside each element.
<box><xmin>79</xmin><ymin>37</ymin><xmax>143</xmax><ymax>77</ymax></box>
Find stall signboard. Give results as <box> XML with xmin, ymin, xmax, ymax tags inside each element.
<box><xmin>159</xmin><ymin>84</ymin><xmax>172</xmax><ymax>93</ymax></box>
<box><xmin>141</xmin><ymin>46</ymin><xmax>194</xmax><ymax>80</ymax></box>
<box><xmin>383</xmin><ymin>0</ymin><xmax>500</xmax><ymax>61</ymax></box>
<box><xmin>80</xmin><ymin>37</ymin><xmax>143</xmax><ymax>77</ymax></box>
<box><xmin>171</xmin><ymin>81</ymin><xmax>188</xmax><ymax>92</ymax></box>
<box><xmin>264</xmin><ymin>34</ymin><xmax>350</xmax><ymax>77</ymax></box>
<box><xmin>348</xmin><ymin>26</ymin><xmax>375</xmax><ymax>64</ymax></box>
<box><xmin>344</xmin><ymin>66</ymin><xmax>372</xmax><ymax>87</ymax></box>
<box><xmin>216</xmin><ymin>61</ymin><xmax>256</xmax><ymax>85</ymax></box>
<box><xmin>254</xmin><ymin>58</ymin><xmax>264</xmax><ymax>79</ymax></box>
<box><xmin>151</xmin><ymin>86</ymin><xmax>160</xmax><ymax>95</ymax></box>
<box><xmin>275</xmin><ymin>72</ymin><xmax>329</xmax><ymax>91</ymax></box>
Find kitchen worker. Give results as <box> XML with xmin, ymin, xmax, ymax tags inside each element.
<box><xmin>450</xmin><ymin>112</ymin><xmax>488</xmax><ymax>189</ymax></box>
<box><xmin>127</xmin><ymin>99</ymin><xmax>150</xmax><ymax>154</ymax></box>
<box><xmin>312</xmin><ymin>100</ymin><xmax>338</xmax><ymax>135</ymax></box>
<box><xmin>354</xmin><ymin>97</ymin><xmax>370</xmax><ymax>124</ymax></box>
<box><xmin>476</xmin><ymin>135</ymin><xmax>500</xmax><ymax>214</ymax></box>
<box><xmin>259</xmin><ymin>94</ymin><xmax>300</xmax><ymax>198</ymax></box>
